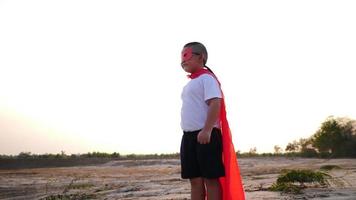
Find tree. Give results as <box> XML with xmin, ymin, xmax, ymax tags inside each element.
<box><xmin>18</xmin><ymin>152</ymin><xmax>32</xmax><ymax>159</ymax></box>
<box><xmin>249</xmin><ymin>147</ymin><xmax>257</xmax><ymax>156</ymax></box>
<box><xmin>274</xmin><ymin>145</ymin><xmax>282</xmax><ymax>154</ymax></box>
<box><xmin>312</xmin><ymin>117</ymin><xmax>356</xmax><ymax>157</ymax></box>
<box><xmin>285</xmin><ymin>140</ymin><xmax>300</xmax><ymax>153</ymax></box>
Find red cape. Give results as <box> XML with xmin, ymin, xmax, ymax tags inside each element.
<box><xmin>189</xmin><ymin>68</ymin><xmax>245</xmax><ymax>200</ymax></box>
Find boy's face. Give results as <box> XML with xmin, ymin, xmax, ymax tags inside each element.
<box><xmin>181</xmin><ymin>47</ymin><xmax>202</xmax><ymax>73</ymax></box>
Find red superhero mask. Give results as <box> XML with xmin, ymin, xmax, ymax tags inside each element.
<box><xmin>181</xmin><ymin>47</ymin><xmax>193</xmax><ymax>62</ymax></box>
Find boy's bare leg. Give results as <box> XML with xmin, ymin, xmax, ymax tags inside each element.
<box><xmin>204</xmin><ymin>178</ymin><xmax>222</xmax><ymax>200</ymax></box>
<box><xmin>190</xmin><ymin>177</ymin><xmax>205</xmax><ymax>200</ymax></box>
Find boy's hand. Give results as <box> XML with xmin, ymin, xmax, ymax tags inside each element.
<box><xmin>197</xmin><ymin>129</ymin><xmax>211</xmax><ymax>144</ymax></box>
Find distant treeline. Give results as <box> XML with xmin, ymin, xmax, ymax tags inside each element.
<box><xmin>0</xmin><ymin>151</ymin><xmax>314</xmax><ymax>161</ymax></box>
<box><xmin>0</xmin><ymin>152</ymin><xmax>180</xmax><ymax>169</ymax></box>
<box><xmin>1</xmin><ymin>116</ymin><xmax>355</xmax><ymax>169</ymax></box>
<box><xmin>0</xmin><ymin>150</ymin><xmax>303</xmax><ymax>169</ymax></box>
<box><xmin>0</xmin><ymin>151</ymin><xmax>180</xmax><ymax>160</ymax></box>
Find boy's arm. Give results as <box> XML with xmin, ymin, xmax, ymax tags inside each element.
<box><xmin>197</xmin><ymin>97</ymin><xmax>221</xmax><ymax>144</ymax></box>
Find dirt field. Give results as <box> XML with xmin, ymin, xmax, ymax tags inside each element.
<box><xmin>0</xmin><ymin>158</ymin><xmax>356</xmax><ymax>200</ymax></box>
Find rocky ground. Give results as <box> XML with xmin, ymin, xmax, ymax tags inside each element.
<box><xmin>0</xmin><ymin>158</ymin><xmax>356</xmax><ymax>200</ymax></box>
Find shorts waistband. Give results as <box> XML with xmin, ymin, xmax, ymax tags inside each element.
<box><xmin>183</xmin><ymin>129</ymin><xmax>201</xmax><ymax>134</ymax></box>
<box><xmin>183</xmin><ymin>127</ymin><xmax>220</xmax><ymax>134</ymax></box>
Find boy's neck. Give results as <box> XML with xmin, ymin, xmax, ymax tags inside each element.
<box><xmin>191</xmin><ymin>65</ymin><xmax>204</xmax><ymax>74</ymax></box>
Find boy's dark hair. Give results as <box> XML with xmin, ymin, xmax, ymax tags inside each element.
<box><xmin>183</xmin><ymin>42</ymin><xmax>214</xmax><ymax>74</ymax></box>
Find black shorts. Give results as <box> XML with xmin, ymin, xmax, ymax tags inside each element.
<box><xmin>180</xmin><ymin>128</ymin><xmax>225</xmax><ymax>179</ymax></box>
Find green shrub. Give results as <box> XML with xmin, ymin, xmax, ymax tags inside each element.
<box><xmin>269</xmin><ymin>182</ymin><xmax>302</xmax><ymax>194</ymax></box>
<box><xmin>269</xmin><ymin>169</ymin><xmax>331</xmax><ymax>194</ymax></box>
<box><xmin>277</xmin><ymin>169</ymin><xmax>330</xmax><ymax>186</ymax></box>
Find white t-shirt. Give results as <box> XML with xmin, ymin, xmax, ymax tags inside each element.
<box><xmin>180</xmin><ymin>74</ymin><xmax>222</xmax><ymax>131</ymax></box>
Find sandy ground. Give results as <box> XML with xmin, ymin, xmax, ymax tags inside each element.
<box><xmin>0</xmin><ymin>158</ymin><xmax>356</xmax><ymax>200</ymax></box>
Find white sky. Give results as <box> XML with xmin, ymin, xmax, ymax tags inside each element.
<box><xmin>1</xmin><ymin>0</ymin><xmax>356</xmax><ymax>155</ymax></box>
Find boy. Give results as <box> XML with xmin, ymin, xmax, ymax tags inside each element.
<box><xmin>180</xmin><ymin>42</ymin><xmax>245</xmax><ymax>200</ymax></box>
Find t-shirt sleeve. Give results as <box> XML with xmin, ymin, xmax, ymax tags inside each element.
<box><xmin>202</xmin><ymin>74</ymin><xmax>222</xmax><ymax>101</ymax></box>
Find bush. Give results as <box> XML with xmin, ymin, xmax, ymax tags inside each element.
<box><xmin>277</xmin><ymin>169</ymin><xmax>330</xmax><ymax>185</ymax></box>
<box><xmin>269</xmin><ymin>169</ymin><xmax>331</xmax><ymax>194</ymax></box>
